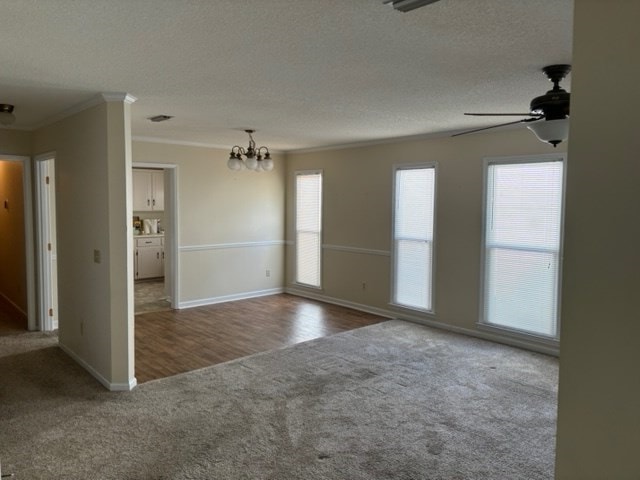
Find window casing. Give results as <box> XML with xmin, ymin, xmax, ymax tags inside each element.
<box><xmin>480</xmin><ymin>156</ymin><xmax>565</xmax><ymax>339</ymax></box>
<box><xmin>295</xmin><ymin>171</ymin><xmax>322</xmax><ymax>288</ymax></box>
<box><xmin>392</xmin><ymin>164</ymin><xmax>436</xmax><ymax>312</ymax></box>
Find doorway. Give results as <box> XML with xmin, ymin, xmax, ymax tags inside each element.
<box><xmin>0</xmin><ymin>155</ymin><xmax>35</xmax><ymax>334</ymax></box>
<box><xmin>132</xmin><ymin>164</ymin><xmax>178</xmax><ymax>314</ymax></box>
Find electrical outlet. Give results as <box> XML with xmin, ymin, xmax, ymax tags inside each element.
<box><xmin>266</xmin><ymin>269</ymin><xmax>271</xmax><ymax>277</ymax></box>
<box><xmin>362</xmin><ymin>282</ymin><xmax>367</xmax><ymax>290</ymax></box>
<box><xmin>93</xmin><ymin>249</ymin><xmax>101</xmax><ymax>264</ymax></box>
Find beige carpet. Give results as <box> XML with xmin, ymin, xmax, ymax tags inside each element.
<box><xmin>0</xmin><ymin>321</ymin><xmax>558</xmax><ymax>479</ymax></box>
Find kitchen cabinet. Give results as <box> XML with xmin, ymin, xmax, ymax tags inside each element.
<box><xmin>133</xmin><ymin>169</ymin><xmax>164</xmax><ymax>211</ymax></box>
<box><xmin>135</xmin><ymin>236</ymin><xmax>164</xmax><ymax>279</ymax></box>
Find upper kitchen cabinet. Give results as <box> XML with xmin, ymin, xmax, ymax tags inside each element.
<box><xmin>133</xmin><ymin>168</ymin><xmax>164</xmax><ymax>211</ymax></box>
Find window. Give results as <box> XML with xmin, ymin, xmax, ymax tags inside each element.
<box><xmin>481</xmin><ymin>157</ymin><xmax>564</xmax><ymax>338</ymax></box>
<box><xmin>392</xmin><ymin>165</ymin><xmax>436</xmax><ymax>311</ymax></box>
<box><xmin>295</xmin><ymin>171</ymin><xmax>322</xmax><ymax>287</ymax></box>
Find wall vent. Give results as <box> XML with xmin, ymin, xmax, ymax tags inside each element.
<box><xmin>148</xmin><ymin>115</ymin><xmax>174</xmax><ymax>122</ymax></box>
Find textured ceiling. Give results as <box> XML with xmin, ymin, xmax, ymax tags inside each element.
<box><xmin>0</xmin><ymin>0</ymin><xmax>573</xmax><ymax>151</ymax></box>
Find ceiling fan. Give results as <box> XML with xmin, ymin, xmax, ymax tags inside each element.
<box><xmin>453</xmin><ymin>64</ymin><xmax>571</xmax><ymax>147</ymax></box>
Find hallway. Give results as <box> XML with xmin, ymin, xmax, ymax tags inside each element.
<box><xmin>0</xmin><ymin>296</ymin><xmax>27</xmax><ymax>335</ymax></box>
<box><xmin>0</xmin><ymin>158</ymin><xmax>28</xmax><ymax>336</ymax></box>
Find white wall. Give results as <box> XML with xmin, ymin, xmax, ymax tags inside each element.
<box><xmin>32</xmin><ymin>97</ymin><xmax>134</xmax><ymax>390</ymax></box>
<box><xmin>554</xmin><ymin>1</ymin><xmax>640</xmax><ymax>478</ymax></box>
<box><xmin>132</xmin><ymin>141</ymin><xmax>286</xmax><ymax>306</ymax></box>
<box><xmin>286</xmin><ymin>127</ymin><xmax>567</xmax><ymax>352</ymax></box>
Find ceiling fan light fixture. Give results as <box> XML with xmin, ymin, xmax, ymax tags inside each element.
<box><xmin>527</xmin><ymin>118</ymin><xmax>569</xmax><ymax>147</ymax></box>
<box><xmin>455</xmin><ymin>65</ymin><xmax>571</xmax><ymax>147</ymax></box>
<box><xmin>0</xmin><ymin>104</ymin><xmax>16</xmax><ymax>126</ymax></box>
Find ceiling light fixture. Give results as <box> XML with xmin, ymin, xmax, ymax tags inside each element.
<box><xmin>454</xmin><ymin>65</ymin><xmax>571</xmax><ymax>147</ymax></box>
<box><xmin>0</xmin><ymin>104</ymin><xmax>16</xmax><ymax>126</ymax></box>
<box><xmin>526</xmin><ymin>118</ymin><xmax>570</xmax><ymax>147</ymax></box>
<box><xmin>383</xmin><ymin>0</ymin><xmax>441</xmax><ymax>12</ymax></box>
<box><xmin>227</xmin><ymin>130</ymin><xmax>273</xmax><ymax>172</ymax></box>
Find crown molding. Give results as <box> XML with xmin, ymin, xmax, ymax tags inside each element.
<box><xmin>101</xmin><ymin>92</ymin><xmax>137</xmax><ymax>104</ymax></box>
<box><xmin>132</xmin><ymin>136</ymin><xmax>284</xmax><ymax>154</ymax></box>
<box><xmin>132</xmin><ymin>136</ymin><xmax>231</xmax><ymax>150</ymax></box>
<box><xmin>284</xmin><ymin>130</ymin><xmax>453</xmax><ymax>154</ymax></box>
<box><xmin>286</xmin><ymin>122</ymin><xmax>529</xmax><ymax>155</ymax></box>
<box><xmin>32</xmin><ymin>92</ymin><xmax>136</xmax><ymax>130</ymax></box>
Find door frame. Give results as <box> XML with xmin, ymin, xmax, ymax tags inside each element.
<box><xmin>132</xmin><ymin>162</ymin><xmax>179</xmax><ymax>308</ymax></box>
<box><xmin>34</xmin><ymin>152</ymin><xmax>57</xmax><ymax>331</ymax></box>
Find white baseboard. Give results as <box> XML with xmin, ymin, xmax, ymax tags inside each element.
<box><xmin>178</xmin><ymin>287</ymin><xmax>284</xmax><ymax>309</ymax></box>
<box><xmin>394</xmin><ymin>311</ymin><xmax>559</xmax><ymax>357</ymax></box>
<box><xmin>58</xmin><ymin>342</ymin><xmax>137</xmax><ymax>391</ymax></box>
<box><xmin>285</xmin><ymin>287</ymin><xmax>559</xmax><ymax>357</ymax></box>
<box><xmin>117</xmin><ymin>377</ymin><xmax>138</xmax><ymax>391</ymax></box>
<box><xmin>285</xmin><ymin>287</ymin><xmax>395</xmax><ymax>319</ymax></box>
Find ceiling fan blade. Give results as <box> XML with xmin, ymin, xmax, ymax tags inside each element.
<box><xmin>452</xmin><ymin>117</ymin><xmax>540</xmax><ymax>137</ymax></box>
<box><xmin>464</xmin><ymin>113</ymin><xmax>537</xmax><ymax>117</ymax></box>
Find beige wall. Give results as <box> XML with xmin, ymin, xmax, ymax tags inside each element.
<box><xmin>32</xmin><ymin>98</ymin><xmax>133</xmax><ymax>389</ymax></box>
<box><xmin>286</xmin><ymin>128</ymin><xmax>567</xmax><ymax>349</ymax></box>
<box><xmin>0</xmin><ymin>159</ymin><xmax>27</xmax><ymax>314</ymax></box>
<box><xmin>106</xmin><ymin>100</ymin><xmax>135</xmax><ymax>387</ymax></box>
<box><xmin>132</xmin><ymin>141</ymin><xmax>285</xmax><ymax>304</ymax></box>
<box><xmin>0</xmin><ymin>129</ymin><xmax>32</xmax><ymax>157</ymax></box>
<box><xmin>555</xmin><ymin>1</ymin><xmax>640</xmax><ymax>478</ymax></box>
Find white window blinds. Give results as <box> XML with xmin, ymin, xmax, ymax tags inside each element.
<box><xmin>295</xmin><ymin>171</ymin><xmax>322</xmax><ymax>287</ymax></box>
<box><xmin>482</xmin><ymin>160</ymin><xmax>564</xmax><ymax>338</ymax></box>
<box><xmin>393</xmin><ymin>166</ymin><xmax>436</xmax><ymax>311</ymax></box>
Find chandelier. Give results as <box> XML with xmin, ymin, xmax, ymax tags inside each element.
<box><xmin>227</xmin><ymin>129</ymin><xmax>273</xmax><ymax>172</ymax></box>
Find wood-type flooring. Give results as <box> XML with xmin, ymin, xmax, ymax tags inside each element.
<box><xmin>135</xmin><ymin>293</ymin><xmax>387</xmax><ymax>383</ymax></box>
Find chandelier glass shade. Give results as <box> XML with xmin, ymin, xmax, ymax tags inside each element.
<box><xmin>228</xmin><ymin>130</ymin><xmax>273</xmax><ymax>172</ymax></box>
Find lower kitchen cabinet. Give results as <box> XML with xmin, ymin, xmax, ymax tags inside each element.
<box><xmin>135</xmin><ymin>236</ymin><xmax>164</xmax><ymax>279</ymax></box>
